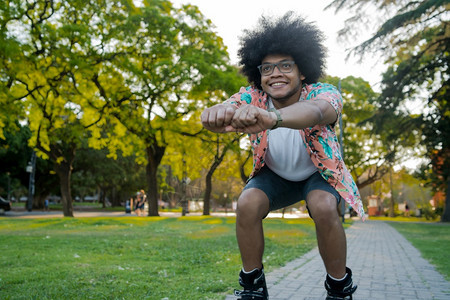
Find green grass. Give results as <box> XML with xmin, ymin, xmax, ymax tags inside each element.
<box><xmin>386</xmin><ymin>221</ymin><xmax>450</xmax><ymax>281</ymax></box>
<box><xmin>0</xmin><ymin>216</ymin><xmax>329</xmax><ymax>299</ymax></box>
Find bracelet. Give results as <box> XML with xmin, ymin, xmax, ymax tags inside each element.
<box><xmin>268</xmin><ymin>108</ymin><xmax>282</xmax><ymax>129</ymax></box>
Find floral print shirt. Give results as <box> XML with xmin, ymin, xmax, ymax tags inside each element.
<box><xmin>225</xmin><ymin>83</ymin><xmax>366</xmax><ymax>219</ymax></box>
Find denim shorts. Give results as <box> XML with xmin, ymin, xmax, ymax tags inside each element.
<box><xmin>243</xmin><ymin>166</ymin><xmax>341</xmax><ymax>211</ymax></box>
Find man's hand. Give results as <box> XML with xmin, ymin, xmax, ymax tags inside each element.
<box><xmin>231</xmin><ymin>105</ymin><xmax>276</xmax><ymax>134</ymax></box>
<box><xmin>201</xmin><ymin>104</ymin><xmax>277</xmax><ymax>134</ymax></box>
<box><xmin>201</xmin><ymin>104</ymin><xmax>237</xmax><ymax>133</ymax></box>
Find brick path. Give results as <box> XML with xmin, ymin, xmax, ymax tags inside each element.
<box><xmin>226</xmin><ymin>220</ymin><xmax>450</xmax><ymax>300</ymax></box>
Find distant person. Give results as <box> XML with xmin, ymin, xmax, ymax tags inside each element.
<box><xmin>44</xmin><ymin>199</ymin><xmax>49</xmax><ymax>212</ymax></box>
<box><xmin>125</xmin><ymin>197</ymin><xmax>132</xmax><ymax>214</ymax></box>
<box><xmin>201</xmin><ymin>12</ymin><xmax>365</xmax><ymax>300</ymax></box>
<box><xmin>134</xmin><ymin>190</ymin><xmax>146</xmax><ymax>216</ymax></box>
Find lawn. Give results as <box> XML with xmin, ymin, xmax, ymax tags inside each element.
<box><xmin>0</xmin><ymin>216</ymin><xmax>324</xmax><ymax>300</ymax></box>
<box><xmin>387</xmin><ymin>221</ymin><xmax>450</xmax><ymax>281</ymax></box>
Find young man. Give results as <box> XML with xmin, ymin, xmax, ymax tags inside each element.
<box><xmin>201</xmin><ymin>12</ymin><xmax>365</xmax><ymax>300</ymax></box>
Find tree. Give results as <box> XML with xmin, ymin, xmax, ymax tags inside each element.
<box><xmin>72</xmin><ymin>145</ymin><xmax>146</xmax><ymax>207</ymax></box>
<box><xmin>92</xmin><ymin>1</ymin><xmax>243</xmax><ymax>216</ymax></box>
<box><xmin>0</xmin><ymin>123</ymin><xmax>59</xmax><ymax>207</ymax></box>
<box><xmin>325</xmin><ymin>75</ymin><xmax>392</xmax><ymax>189</ymax></box>
<box><xmin>0</xmin><ymin>0</ymin><xmax>141</xmax><ymax>216</ymax></box>
<box><xmin>0</xmin><ymin>125</ymin><xmax>31</xmax><ymax>198</ymax></box>
<box><xmin>0</xmin><ymin>0</ymin><xmax>240</xmax><ymax>217</ymax></box>
<box><xmin>200</xmin><ymin>134</ymin><xmax>241</xmax><ymax>215</ymax></box>
<box><xmin>162</xmin><ymin>110</ymin><xmax>245</xmax><ymax>215</ymax></box>
<box><xmin>327</xmin><ymin>0</ymin><xmax>449</xmax><ymax>220</ymax></box>
<box><xmin>160</xmin><ymin>55</ymin><xmax>246</xmax><ymax>215</ymax></box>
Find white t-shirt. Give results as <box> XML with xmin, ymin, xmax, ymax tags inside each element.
<box><xmin>265</xmin><ymin>100</ymin><xmax>317</xmax><ymax>181</ymax></box>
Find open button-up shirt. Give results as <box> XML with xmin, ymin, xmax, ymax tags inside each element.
<box><xmin>225</xmin><ymin>83</ymin><xmax>365</xmax><ymax>219</ymax></box>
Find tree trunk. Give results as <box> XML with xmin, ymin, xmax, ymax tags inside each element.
<box><xmin>356</xmin><ymin>165</ymin><xmax>389</xmax><ymax>190</ymax></box>
<box><xmin>146</xmin><ymin>144</ymin><xmax>165</xmax><ymax>216</ymax></box>
<box><xmin>203</xmin><ymin>171</ymin><xmax>213</xmax><ymax>215</ymax></box>
<box><xmin>203</xmin><ymin>148</ymin><xmax>229</xmax><ymax>215</ymax></box>
<box><xmin>101</xmin><ymin>188</ymin><xmax>106</xmax><ymax>208</ymax></box>
<box><xmin>55</xmin><ymin>161</ymin><xmax>74</xmax><ymax>217</ymax></box>
<box><xmin>388</xmin><ymin>166</ymin><xmax>395</xmax><ymax>218</ymax></box>
<box><xmin>111</xmin><ymin>187</ymin><xmax>120</xmax><ymax>207</ymax></box>
<box><xmin>441</xmin><ymin>177</ymin><xmax>450</xmax><ymax>222</ymax></box>
<box><xmin>239</xmin><ymin>150</ymin><xmax>252</xmax><ymax>184</ymax></box>
<box><xmin>202</xmin><ymin>136</ymin><xmax>239</xmax><ymax>215</ymax></box>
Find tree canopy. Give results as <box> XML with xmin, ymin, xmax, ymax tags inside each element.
<box><xmin>327</xmin><ymin>0</ymin><xmax>449</xmax><ymax>220</ymax></box>
<box><xmin>0</xmin><ymin>0</ymin><xmax>244</xmax><ymax>216</ymax></box>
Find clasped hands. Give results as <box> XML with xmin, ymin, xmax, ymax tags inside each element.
<box><xmin>201</xmin><ymin>104</ymin><xmax>276</xmax><ymax>134</ymax></box>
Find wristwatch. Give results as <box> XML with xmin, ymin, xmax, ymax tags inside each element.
<box><xmin>268</xmin><ymin>108</ymin><xmax>282</xmax><ymax>129</ymax></box>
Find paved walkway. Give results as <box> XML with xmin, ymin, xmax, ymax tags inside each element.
<box><xmin>226</xmin><ymin>220</ymin><xmax>450</xmax><ymax>300</ymax></box>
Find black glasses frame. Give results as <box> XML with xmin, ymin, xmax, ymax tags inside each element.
<box><xmin>257</xmin><ymin>60</ymin><xmax>296</xmax><ymax>76</ymax></box>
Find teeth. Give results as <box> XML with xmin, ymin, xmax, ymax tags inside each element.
<box><xmin>272</xmin><ymin>82</ymin><xmax>284</xmax><ymax>86</ymax></box>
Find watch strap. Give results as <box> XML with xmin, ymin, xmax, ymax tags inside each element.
<box><xmin>268</xmin><ymin>108</ymin><xmax>282</xmax><ymax>130</ymax></box>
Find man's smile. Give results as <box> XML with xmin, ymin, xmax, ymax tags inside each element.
<box><xmin>269</xmin><ymin>81</ymin><xmax>288</xmax><ymax>87</ymax></box>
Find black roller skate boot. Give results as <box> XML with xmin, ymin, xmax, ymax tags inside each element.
<box><xmin>234</xmin><ymin>266</ymin><xmax>269</xmax><ymax>300</ymax></box>
<box><xmin>324</xmin><ymin>267</ymin><xmax>357</xmax><ymax>300</ymax></box>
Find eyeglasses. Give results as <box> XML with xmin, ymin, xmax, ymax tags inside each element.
<box><xmin>257</xmin><ymin>60</ymin><xmax>296</xmax><ymax>76</ymax></box>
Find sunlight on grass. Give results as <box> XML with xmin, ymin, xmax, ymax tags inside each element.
<box><xmin>368</xmin><ymin>216</ymin><xmax>435</xmax><ymax>223</ymax></box>
<box><xmin>179</xmin><ymin>215</ymin><xmax>215</xmax><ymax>221</ymax></box>
<box><xmin>202</xmin><ymin>218</ymin><xmax>225</xmax><ymax>225</ymax></box>
<box><xmin>285</xmin><ymin>218</ymin><xmax>315</xmax><ymax>225</ymax></box>
<box><xmin>265</xmin><ymin>229</ymin><xmax>308</xmax><ymax>246</ymax></box>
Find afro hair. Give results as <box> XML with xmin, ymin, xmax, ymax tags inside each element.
<box><xmin>238</xmin><ymin>11</ymin><xmax>327</xmax><ymax>89</ymax></box>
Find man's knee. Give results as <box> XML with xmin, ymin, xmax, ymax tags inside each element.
<box><xmin>236</xmin><ymin>188</ymin><xmax>270</xmax><ymax>221</ymax></box>
<box><xmin>307</xmin><ymin>190</ymin><xmax>339</xmax><ymax>222</ymax></box>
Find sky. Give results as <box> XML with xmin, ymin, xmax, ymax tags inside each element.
<box><xmin>171</xmin><ymin>0</ymin><xmax>386</xmax><ymax>90</ymax></box>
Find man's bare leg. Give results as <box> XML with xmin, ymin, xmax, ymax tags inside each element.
<box><xmin>236</xmin><ymin>188</ymin><xmax>270</xmax><ymax>272</ymax></box>
<box><xmin>307</xmin><ymin>190</ymin><xmax>347</xmax><ymax>279</ymax></box>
